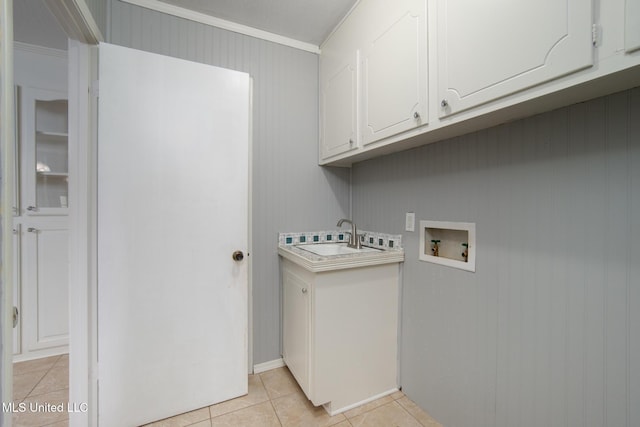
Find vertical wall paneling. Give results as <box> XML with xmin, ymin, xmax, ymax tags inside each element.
<box><xmin>583</xmin><ymin>96</ymin><xmax>607</xmax><ymax>427</ymax></box>
<box><xmin>84</xmin><ymin>0</ymin><xmax>108</xmax><ymax>38</ymax></box>
<box><xmin>352</xmin><ymin>88</ymin><xmax>640</xmax><ymax>427</ymax></box>
<box><xmin>108</xmin><ymin>0</ymin><xmax>350</xmax><ymax>364</ymax></box>
<box><xmin>627</xmin><ymin>89</ymin><xmax>640</xmax><ymax>423</ymax></box>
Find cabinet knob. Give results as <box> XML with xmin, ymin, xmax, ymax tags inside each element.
<box><xmin>232</xmin><ymin>250</ymin><xmax>244</xmax><ymax>262</ymax></box>
<box><xmin>413</xmin><ymin>112</ymin><xmax>421</xmax><ymax>119</ymax></box>
<box><xmin>27</xmin><ymin>227</ymin><xmax>38</xmax><ymax>233</ymax></box>
<box><xmin>349</xmin><ymin>139</ymin><xmax>354</xmax><ymax>145</ymax></box>
<box><xmin>301</xmin><ymin>288</ymin><xmax>308</xmax><ymax>294</ymax></box>
<box><xmin>26</xmin><ymin>206</ymin><xmax>38</xmax><ymax>212</ymax></box>
<box><xmin>441</xmin><ymin>99</ymin><xmax>449</xmax><ymax>108</ymax></box>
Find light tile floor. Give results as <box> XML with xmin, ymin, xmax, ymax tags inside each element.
<box><xmin>12</xmin><ymin>354</ymin><xmax>69</xmax><ymax>427</ymax></box>
<box><xmin>12</xmin><ymin>358</ymin><xmax>443</xmax><ymax>427</ymax></box>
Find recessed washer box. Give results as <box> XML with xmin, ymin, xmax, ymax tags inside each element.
<box><xmin>419</xmin><ymin>220</ymin><xmax>476</xmax><ymax>272</ymax></box>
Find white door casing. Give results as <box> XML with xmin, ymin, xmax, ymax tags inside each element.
<box><xmin>97</xmin><ymin>43</ymin><xmax>250</xmax><ymax>426</ymax></box>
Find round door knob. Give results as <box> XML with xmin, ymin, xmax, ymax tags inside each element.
<box><xmin>232</xmin><ymin>250</ymin><xmax>244</xmax><ymax>262</ymax></box>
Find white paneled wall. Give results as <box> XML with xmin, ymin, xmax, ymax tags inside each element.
<box><xmin>352</xmin><ymin>88</ymin><xmax>640</xmax><ymax>427</ymax></box>
<box><xmin>108</xmin><ymin>0</ymin><xmax>350</xmax><ymax>364</ymax></box>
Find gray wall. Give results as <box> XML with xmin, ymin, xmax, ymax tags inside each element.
<box><xmin>108</xmin><ymin>0</ymin><xmax>350</xmax><ymax>364</ymax></box>
<box><xmin>352</xmin><ymin>88</ymin><xmax>640</xmax><ymax>427</ymax></box>
<box><xmin>85</xmin><ymin>0</ymin><xmax>108</xmax><ymax>38</ymax></box>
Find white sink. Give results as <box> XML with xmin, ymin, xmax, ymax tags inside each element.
<box><xmin>297</xmin><ymin>243</ymin><xmax>381</xmax><ymax>256</ymax></box>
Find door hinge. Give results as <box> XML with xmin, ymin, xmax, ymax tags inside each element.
<box><xmin>90</xmin><ymin>80</ymin><xmax>99</xmax><ymax>98</ymax></box>
<box><xmin>592</xmin><ymin>24</ymin><xmax>600</xmax><ymax>47</ymax></box>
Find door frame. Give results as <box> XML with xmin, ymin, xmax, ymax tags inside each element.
<box><xmin>1</xmin><ymin>2</ymin><xmax>16</xmax><ymax>426</ymax></box>
<box><xmin>3</xmin><ymin>4</ymin><xmax>254</xmax><ymax>424</ymax></box>
<box><xmin>67</xmin><ymin>42</ymin><xmax>254</xmax><ymax>427</ymax></box>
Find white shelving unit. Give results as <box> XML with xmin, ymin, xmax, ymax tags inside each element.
<box><xmin>13</xmin><ymin>86</ymin><xmax>69</xmax><ymax>361</ymax></box>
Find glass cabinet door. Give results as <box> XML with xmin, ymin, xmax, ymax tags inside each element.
<box><xmin>22</xmin><ymin>88</ymin><xmax>68</xmax><ymax>214</ymax></box>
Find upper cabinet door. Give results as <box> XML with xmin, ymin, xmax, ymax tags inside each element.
<box><xmin>626</xmin><ymin>0</ymin><xmax>640</xmax><ymax>53</ymax></box>
<box><xmin>437</xmin><ymin>0</ymin><xmax>593</xmax><ymax>117</ymax></box>
<box><xmin>361</xmin><ymin>0</ymin><xmax>427</xmax><ymax>145</ymax></box>
<box><xmin>320</xmin><ymin>54</ymin><xmax>358</xmax><ymax>159</ymax></box>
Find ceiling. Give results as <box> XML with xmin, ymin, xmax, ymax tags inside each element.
<box><xmin>12</xmin><ymin>0</ymin><xmax>359</xmax><ymax>51</ymax></box>
<box><xmin>157</xmin><ymin>0</ymin><xmax>358</xmax><ymax>46</ymax></box>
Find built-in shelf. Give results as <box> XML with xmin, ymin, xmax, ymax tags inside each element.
<box><xmin>419</xmin><ymin>220</ymin><xmax>476</xmax><ymax>272</ymax></box>
<box><xmin>36</xmin><ymin>131</ymin><xmax>68</xmax><ymax>141</ymax></box>
<box><xmin>37</xmin><ymin>172</ymin><xmax>68</xmax><ymax>178</ymax></box>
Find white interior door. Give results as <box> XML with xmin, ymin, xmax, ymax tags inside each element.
<box><xmin>97</xmin><ymin>43</ymin><xmax>250</xmax><ymax>427</ymax></box>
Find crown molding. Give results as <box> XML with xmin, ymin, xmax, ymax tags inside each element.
<box><xmin>45</xmin><ymin>0</ymin><xmax>104</xmax><ymax>44</ymax></box>
<box><xmin>121</xmin><ymin>0</ymin><xmax>321</xmax><ymax>54</ymax></box>
<box><xmin>14</xmin><ymin>42</ymin><xmax>68</xmax><ymax>59</ymax></box>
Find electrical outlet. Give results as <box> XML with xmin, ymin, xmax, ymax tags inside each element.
<box><xmin>405</xmin><ymin>212</ymin><xmax>415</xmax><ymax>232</ymax></box>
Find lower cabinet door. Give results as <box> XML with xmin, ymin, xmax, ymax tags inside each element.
<box><xmin>282</xmin><ymin>268</ymin><xmax>311</xmax><ymax>396</ymax></box>
<box><xmin>22</xmin><ymin>220</ymin><xmax>69</xmax><ymax>353</ymax></box>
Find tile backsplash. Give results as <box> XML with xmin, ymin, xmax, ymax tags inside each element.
<box><xmin>279</xmin><ymin>230</ymin><xmax>402</xmax><ymax>250</ymax></box>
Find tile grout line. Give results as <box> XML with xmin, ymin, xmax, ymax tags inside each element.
<box><xmin>22</xmin><ymin>354</ymin><xmax>63</xmax><ymax>401</ymax></box>
<box><xmin>261</xmin><ymin>372</ymin><xmax>285</xmax><ymax>426</ymax></box>
<box><xmin>402</xmin><ymin>403</ymin><xmax>430</xmax><ymax>427</ymax></box>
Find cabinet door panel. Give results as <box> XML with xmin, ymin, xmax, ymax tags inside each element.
<box><xmin>282</xmin><ymin>269</ymin><xmax>310</xmax><ymax>396</ymax></box>
<box><xmin>437</xmin><ymin>0</ymin><xmax>592</xmax><ymax>116</ymax></box>
<box><xmin>627</xmin><ymin>0</ymin><xmax>640</xmax><ymax>52</ymax></box>
<box><xmin>321</xmin><ymin>58</ymin><xmax>358</xmax><ymax>159</ymax></box>
<box><xmin>13</xmin><ymin>226</ymin><xmax>21</xmax><ymax>356</ymax></box>
<box><xmin>23</xmin><ymin>223</ymin><xmax>69</xmax><ymax>351</ymax></box>
<box><xmin>362</xmin><ymin>1</ymin><xmax>427</xmax><ymax>145</ymax></box>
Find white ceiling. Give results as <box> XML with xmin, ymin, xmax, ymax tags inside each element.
<box><xmin>13</xmin><ymin>0</ymin><xmax>358</xmax><ymax>51</ymax></box>
<box><xmin>157</xmin><ymin>0</ymin><xmax>358</xmax><ymax>46</ymax></box>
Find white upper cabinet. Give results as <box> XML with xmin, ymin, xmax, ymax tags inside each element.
<box><xmin>436</xmin><ymin>0</ymin><xmax>593</xmax><ymax>116</ymax></box>
<box><xmin>361</xmin><ymin>0</ymin><xmax>427</xmax><ymax>145</ymax></box>
<box><xmin>319</xmin><ymin>0</ymin><xmax>638</xmax><ymax>166</ymax></box>
<box><xmin>626</xmin><ymin>0</ymin><xmax>640</xmax><ymax>53</ymax></box>
<box><xmin>21</xmin><ymin>87</ymin><xmax>69</xmax><ymax>215</ymax></box>
<box><xmin>320</xmin><ymin>54</ymin><xmax>358</xmax><ymax>159</ymax></box>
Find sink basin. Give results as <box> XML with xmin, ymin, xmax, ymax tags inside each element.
<box><xmin>296</xmin><ymin>243</ymin><xmax>381</xmax><ymax>257</ymax></box>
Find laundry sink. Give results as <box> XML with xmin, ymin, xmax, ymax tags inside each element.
<box><xmin>296</xmin><ymin>243</ymin><xmax>381</xmax><ymax>256</ymax></box>
<box><xmin>278</xmin><ymin>232</ymin><xmax>404</xmax><ymax>273</ymax></box>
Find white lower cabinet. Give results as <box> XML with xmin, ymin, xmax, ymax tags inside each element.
<box><xmin>281</xmin><ymin>258</ymin><xmax>400</xmax><ymax>415</ymax></box>
<box><xmin>19</xmin><ymin>219</ymin><xmax>69</xmax><ymax>358</ymax></box>
<box><xmin>13</xmin><ymin>226</ymin><xmax>22</xmax><ymax>356</ymax></box>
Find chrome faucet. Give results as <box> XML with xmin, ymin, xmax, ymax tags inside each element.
<box><xmin>337</xmin><ymin>218</ymin><xmax>362</xmax><ymax>249</ymax></box>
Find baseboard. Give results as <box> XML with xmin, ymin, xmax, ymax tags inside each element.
<box><xmin>323</xmin><ymin>387</ymin><xmax>400</xmax><ymax>416</ymax></box>
<box><xmin>253</xmin><ymin>358</ymin><xmax>285</xmax><ymax>374</ymax></box>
